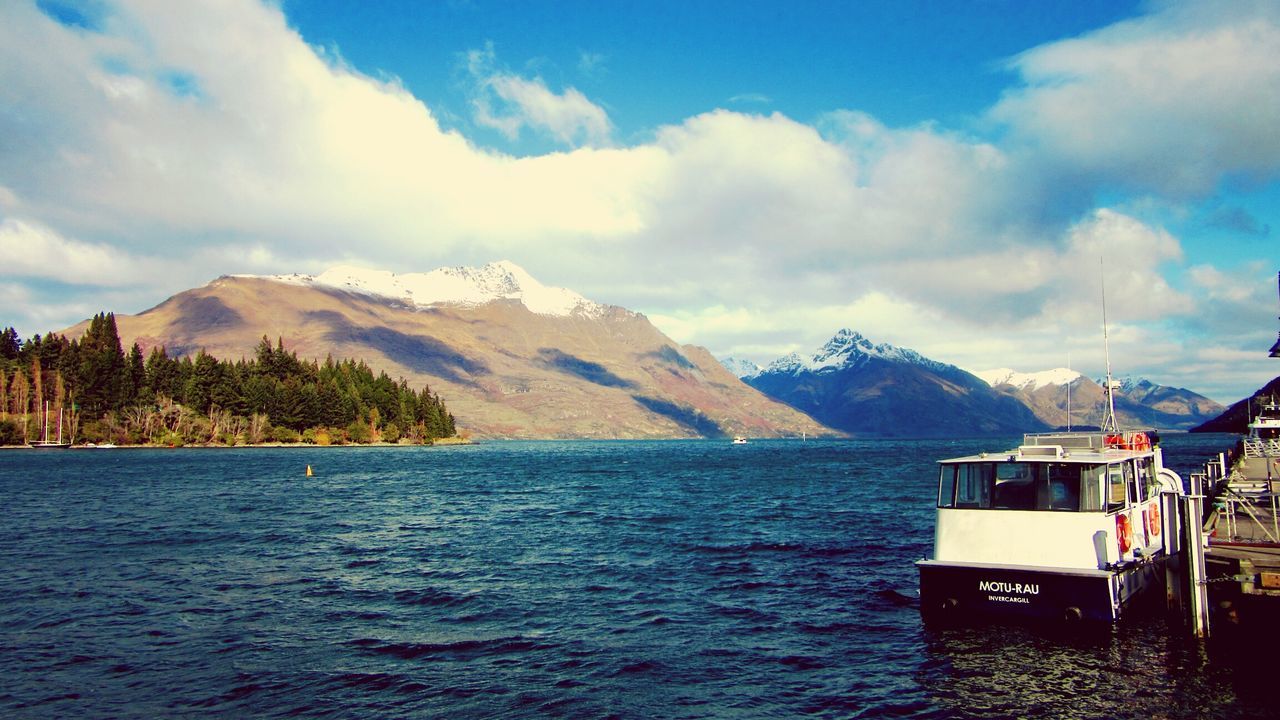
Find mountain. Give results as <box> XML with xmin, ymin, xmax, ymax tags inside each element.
<box><xmin>1191</xmin><ymin>375</ymin><xmax>1280</xmax><ymax>434</ymax></box>
<box><xmin>719</xmin><ymin>356</ymin><xmax>762</xmax><ymax>379</ymax></box>
<box><xmin>974</xmin><ymin>368</ymin><xmax>1225</xmax><ymax>431</ymax></box>
<box><xmin>69</xmin><ymin>262</ymin><xmax>832</xmax><ymax>440</ymax></box>
<box><xmin>741</xmin><ymin>329</ymin><xmax>1048</xmax><ymax>437</ymax></box>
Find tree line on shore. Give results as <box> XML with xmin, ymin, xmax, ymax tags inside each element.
<box><xmin>0</xmin><ymin>313</ymin><xmax>457</xmax><ymax>446</ymax></box>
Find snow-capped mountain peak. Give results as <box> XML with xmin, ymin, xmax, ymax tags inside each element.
<box><xmin>763</xmin><ymin>352</ymin><xmax>806</xmax><ymax>374</ymax></box>
<box><xmin>811</xmin><ymin>329</ymin><xmax>873</xmax><ymax>367</ymax></box>
<box><xmin>252</xmin><ymin>261</ymin><xmax>606</xmax><ymax>317</ymax></box>
<box><xmin>720</xmin><ymin>356</ymin><xmax>763</xmax><ymax>379</ymax></box>
<box><xmin>975</xmin><ymin>367</ymin><xmax>1083</xmax><ymax>391</ymax></box>
<box><xmin>760</xmin><ymin>329</ymin><xmax>947</xmax><ymax>376</ymax></box>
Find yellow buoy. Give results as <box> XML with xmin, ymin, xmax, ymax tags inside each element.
<box><xmin>306</xmin><ymin>465</ymin><xmax>313</xmax><ymax>477</ymax></box>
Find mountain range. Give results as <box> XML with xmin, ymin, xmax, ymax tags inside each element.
<box><xmin>726</xmin><ymin>331</ymin><xmax>1225</xmax><ymax>436</ymax></box>
<box><xmin>61</xmin><ymin>261</ymin><xmax>1230</xmax><ymax>440</ymax></box>
<box><xmin>973</xmin><ymin>368</ymin><xmax>1223</xmax><ymax>431</ymax></box>
<box><xmin>68</xmin><ymin>262</ymin><xmax>829</xmax><ymax>440</ymax></box>
<box><xmin>728</xmin><ymin>330</ymin><xmax>1048</xmax><ymax>437</ymax></box>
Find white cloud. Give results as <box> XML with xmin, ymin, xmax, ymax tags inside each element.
<box><xmin>0</xmin><ymin>218</ymin><xmax>165</xmax><ymax>286</ymax></box>
<box><xmin>0</xmin><ymin>0</ymin><xmax>1275</xmax><ymax>401</ymax></box>
<box><xmin>991</xmin><ymin>1</ymin><xmax>1280</xmax><ymax>196</ymax></box>
<box><xmin>467</xmin><ymin>44</ymin><xmax>612</xmax><ymax>147</ymax></box>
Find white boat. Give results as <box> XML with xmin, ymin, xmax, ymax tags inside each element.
<box><xmin>917</xmin><ymin>429</ymin><xmax>1185</xmax><ymax>622</ymax></box>
<box><xmin>1246</xmin><ymin>397</ymin><xmax>1280</xmax><ymax>441</ymax></box>
<box><xmin>732</xmin><ymin>436</ymin><xmax>748</xmax><ymax>444</ymax></box>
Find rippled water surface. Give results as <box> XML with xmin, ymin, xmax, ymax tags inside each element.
<box><xmin>1</xmin><ymin>434</ymin><xmax>1267</xmax><ymax>718</ymax></box>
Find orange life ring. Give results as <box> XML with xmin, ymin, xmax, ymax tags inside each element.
<box><xmin>1105</xmin><ymin>434</ymin><xmax>1123</xmax><ymax>449</ymax></box>
<box><xmin>1147</xmin><ymin>503</ymin><xmax>1161</xmax><ymax>537</ymax></box>
<box><xmin>1116</xmin><ymin>514</ymin><xmax>1133</xmax><ymax>554</ymax></box>
<box><xmin>1131</xmin><ymin>433</ymin><xmax>1150</xmax><ymax>451</ymax></box>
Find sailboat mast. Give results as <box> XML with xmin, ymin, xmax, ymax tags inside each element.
<box><xmin>1270</xmin><ymin>270</ymin><xmax>1280</xmax><ymax>358</ymax></box>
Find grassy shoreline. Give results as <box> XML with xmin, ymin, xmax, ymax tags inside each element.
<box><xmin>0</xmin><ymin>437</ymin><xmax>473</xmax><ymax>450</ymax></box>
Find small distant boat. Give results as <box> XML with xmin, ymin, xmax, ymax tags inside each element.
<box><xmin>28</xmin><ymin>401</ymin><xmax>72</xmax><ymax>449</ymax></box>
<box><xmin>732</xmin><ymin>436</ymin><xmax>748</xmax><ymax>444</ymax></box>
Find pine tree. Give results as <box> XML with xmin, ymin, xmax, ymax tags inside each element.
<box><xmin>125</xmin><ymin>343</ymin><xmax>146</xmax><ymax>404</ymax></box>
<box><xmin>77</xmin><ymin>313</ymin><xmax>126</xmax><ymax>413</ymax></box>
<box><xmin>0</xmin><ymin>327</ymin><xmax>19</xmax><ymax>360</ymax></box>
<box><xmin>183</xmin><ymin>351</ymin><xmax>219</xmax><ymax>414</ymax></box>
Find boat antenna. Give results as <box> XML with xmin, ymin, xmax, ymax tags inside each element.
<box><xmin>1100</xmin><ymin>258</ymin><xmax>1120</xmax><ymax>434</ymax></box>
<box><xmin>1066</xmin><ymin>351</ymin><xmax>1072</xmax><ymax>432</ymax></box>
<box><xmin>1269</xmin><ymin>270</ymin><xmax>1280</xmax><ymax>358</ymax></box>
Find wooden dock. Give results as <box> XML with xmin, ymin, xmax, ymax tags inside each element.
<box><xmin>1201</xmin><ymin>444</ymin><xmax>1280</xmax><ymax>631</ymax></box>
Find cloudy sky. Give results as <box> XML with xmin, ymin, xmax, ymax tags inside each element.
<box><xmin>1</xmin><ymin>0</ymin><xmax>1277</xmax><ymax>403</ymax></box>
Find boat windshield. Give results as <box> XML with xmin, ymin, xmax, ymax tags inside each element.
<box><xmin>939</xmin><ymin>462</ymin><xmax>1107</xmax><ymax>512</ymax></box>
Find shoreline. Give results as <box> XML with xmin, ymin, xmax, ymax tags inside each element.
<box><xmin>0</xmin><ymin>437</ymin><xmax>473</xmax><ymax>450</ymax></box>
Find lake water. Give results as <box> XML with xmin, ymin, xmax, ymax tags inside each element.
<box><xmin>1</xmin><ymin>433</ymin><xmax>1270</xmax><ymax>718</ymax></box>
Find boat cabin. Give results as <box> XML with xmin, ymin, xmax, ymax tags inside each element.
<box><xmin>1248</xmin><ymin>398</ymin><xmax>1280</xmax><ymax>440</ymax></box>
<box><xmin>931</xmin><ymin>432</ymin><xmax>1177</xmax><ymax>570</ymax></box>
<box><xmin>939</xmin><ymin>444</ymin><xmax>1161</xmax><ymax>515</ymax></box>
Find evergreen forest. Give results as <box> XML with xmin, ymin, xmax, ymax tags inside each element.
<box><xmin>0</xmin><ymin>313</ymin><xmax>457</xmax><ymax>447</ymax></box>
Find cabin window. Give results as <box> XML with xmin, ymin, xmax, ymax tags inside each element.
<box><xmin>1137</xmin><ymin>458</ymin><xmax>1160</xmax><ymax>499</ymax></box>
<box><xmin>1107</xmin><ymin>463</ymin><xmax>1129</xmax><ymax>512</ymax></box>
<box><xmin>938</xmin><ymin>466</ymin><xmax>957</xmax><ymax>508</ymax></box>
<box><xmin>1080</xmin><ymin>465</ymin><xmax>1106</xmax><ymax>512</ymax></box>
<box><xmin>953</xmin><ymin>463</ymin><xmax>993</xmax><ymax>508</ymax></box>
<box><xmin>994</xmin><ymin>463</ymin><xmax>1037</xmax><ymax>509</ymax></box>
<box><xmin>1040</xmin><ymin>464</ymin><xmax>1082</xmax><ymax>511</ymax></box>
<box><xmin>943</xmin><ymin>462</ymin><xmax>1104</xmax><ymax>511</ymax></box>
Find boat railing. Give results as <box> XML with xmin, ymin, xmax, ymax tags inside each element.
<box><xmin>1242</xmin><ymin>438</ymin><xmax>1280</xmax><ymax>459</ymax></box>
<box><xmin>1022</xmin><ymin>432</ymin><xmax>1106</xmax><ymax>450</ymax></box>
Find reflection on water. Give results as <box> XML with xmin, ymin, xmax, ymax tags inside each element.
<box><xmin>918</xmin><ymin>613</ymin><xmax>1274</xmax><ymax>719</ymax></box>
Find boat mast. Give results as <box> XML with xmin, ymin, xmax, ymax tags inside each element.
<box><xmin>1270</xmin><ymin>270</ymin><xmax>1280</xmax><ymax>358</ymax></box>
<box><xmin>1100</xmin><ymin>260</ymin><xmax>1119</xmax><ymax>434</ymax></box>
<box><xmin>1066</xmin><ymin>351</ymin><xmax>1072</xmax><ymax>432</ymax></box>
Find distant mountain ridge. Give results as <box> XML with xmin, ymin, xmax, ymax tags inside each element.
<box><xmin>759</xmin><ymin>329</ymin><xmax>955</xmax><ymax>378</ymax></box>
<box><xmin>974</xmin><ymin>367</ymin><xmax>1083</xmax><ymax>391</ymax></box>
<box><xmin>739</xmin><ymin>330</ymin><xmax>1048</xmax><ymax>437</ymax></box>
<box><xmin>725</xmin><ymin>331</ymin><xmax>1225</xmax><ymax>435</ymax></box>
<box><xmin>719</xmin><ymin>357</ymin><xmax>762</xmax><ymax>379</ymax></box>
<box><xmin>974</xmin><ymin>368</ymin><xmax>1224</xmax><ymax>431</ymax></box>
<box><xmin>67</xmin><ymin>263</ymin><xmax>832</xmax><ymax>440</ymax></box>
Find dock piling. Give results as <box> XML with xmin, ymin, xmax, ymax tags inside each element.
<box><xmin>1181</xmin><ymin>493</ymin><xmax>1211</xmax><ymax>638</ymax></box>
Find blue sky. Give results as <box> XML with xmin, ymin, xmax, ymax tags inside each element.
<box><xmin>283</xmin><ymin>0</ymin><xmax>1143</xmax><ymax>144</ymax></box>
<box><xmin>1</xmin><ymin>0</ymin><xmax>1277</xmax><ymax>403</ymax></box>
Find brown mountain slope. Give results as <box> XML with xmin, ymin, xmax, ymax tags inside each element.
<box><xmin>79</xmin><ymin>276</ymin><xmax>831</xmax><ymax>439</ymax></box>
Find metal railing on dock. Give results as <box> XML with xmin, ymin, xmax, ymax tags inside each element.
<box><xmin>1242</xmin><ymin>438</ymin><xmax>1280</xmax><ymax>458</ymax></box>
<box><xmin>1185</xmin><ymin>438</ymin><xmax>1280</xmax><ymax>637</ymax></box>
